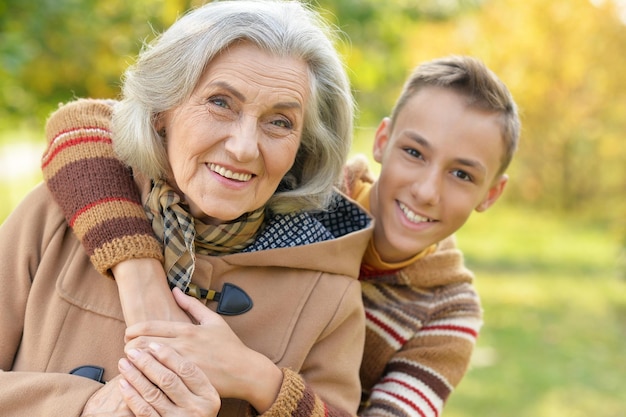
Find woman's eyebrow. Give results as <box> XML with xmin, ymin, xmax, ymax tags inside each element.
<box><xmin>273</xmin><ymin>101</ymin><xmax>302</xmax><ymax>111</ymax></box>
<box><xmin>210</xmin><ymin>81</ymin><xmax>245</xmax><ymax>101</ymax></box>
<box><xmin>209</xmin><ymin>81</ymin><xmax>302</xmax><ymax>111</ymax></box>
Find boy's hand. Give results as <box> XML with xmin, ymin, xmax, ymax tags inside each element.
<box><xmin>113</xmin><ymin>258</ymin><xmax>192</xmax><ymax>325</ymax></box>
<box><xmin>343</xmin><ymin>154</ymin><xmax>376</xmax><ymax>197</ymax></box>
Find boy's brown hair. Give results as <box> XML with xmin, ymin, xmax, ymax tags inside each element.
<box><xmin>390</xmin><ymin>55</ymin><xmax>521</xmax><ymax>176</ymax></box>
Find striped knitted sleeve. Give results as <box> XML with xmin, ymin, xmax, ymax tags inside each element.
<box><xmin>341</xmin><ymin>154</ymin><xmax>375</xmax><ymax>197</ymax></box>
<box><xmin>42</xmin><ymin>99</ymin><xmax>163</xmax><ymax>277</ymax></box>
<box><xmin>359</xmin><ymin>238</ymin><xmax>482</xmax><ymax>417</ymax></box>
<box><xmin>259</xmin><ymin>368</ymin><xmax>354</xmax><ymax>417</ymax></box>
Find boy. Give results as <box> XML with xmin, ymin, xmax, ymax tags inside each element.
<box><xmin>42</xmin><ymin>55</ymin><xmax>520</xmax><ymax>416</ymax></box>
<box><xmin>345</xmin><ymin>55</ymin><xmax>518</xmax><ymax>416</ymax></box>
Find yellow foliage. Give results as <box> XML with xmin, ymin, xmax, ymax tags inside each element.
<box><xmin>392</xmin><ymin>0</ymin><xmax>626</xmax><ymax>226</ymax></box>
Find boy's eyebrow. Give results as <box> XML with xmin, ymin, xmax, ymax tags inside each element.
<box><xmin>405</xmin><ymin>131</ymin><xmax>432</xmax><ymax>151</ymax></box>
<box><xmin>405</xmin><ymin>131</ymin><xmax>487</xmax><ymax>174</ymax></box>
<box><xmin>456</xmin><ymin>157</ymin><xmax>487</xmax><ymax>175</ymax></box>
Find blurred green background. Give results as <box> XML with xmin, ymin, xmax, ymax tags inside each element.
<box><xmin>1</xmin><ymin>0</ymin><xmax>624</xmax><ymax>415</ymax></box>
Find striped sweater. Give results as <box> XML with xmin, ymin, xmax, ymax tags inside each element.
<box><xmin>343</xmin><ymin>155</ymin><xmax>482</xmax><ymax>416</ymax></box>
<box><xmin>42</xmin><ymin>99</ymin><xmax>482</xmax><ymax>417</ymax></box>
<box><xmin>358</xmin><ymin>238</ymin><xmax>481</xmax><ymax>417</ymax></box>
<box><xmin>42</xmin><ymin>100</ymin><xmax>163</xmax><ymax>277</ymax></box>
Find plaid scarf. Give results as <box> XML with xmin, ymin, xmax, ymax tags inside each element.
<box><xmin>144</xmin><ymin>179</ymin><xmax>265</xmax><ymax>291</ymax></box>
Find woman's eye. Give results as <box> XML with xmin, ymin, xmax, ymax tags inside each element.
<box><xmin>208</xmin><ymin>97</ymin><xmax>229</xmax><ymax>109</ymax></box>
<box><xmin>271</xmin><ymin>118</ymin><xmax>292</xmax><ymax>129</ymax></box>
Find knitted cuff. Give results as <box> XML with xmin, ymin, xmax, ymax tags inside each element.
<box><xmin>91</xmin><ymin>235</ymin><xmax>164</xmax><ymax>278</ymax></box>
<box><xmin>342</xmin><ymin>154</ymin><xmax>375</xmax><ymax>196</ymax></box>
<box><xmin>252</xmin><ymin>368</ymin><xmax>341</xmax><ymax>417</ymax></box>
<box><xmin>43</xmin><ymin>99</ymin><xmax>163</xmax><ymax>277</ymax></box>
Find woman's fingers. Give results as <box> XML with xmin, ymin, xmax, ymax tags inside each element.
<box><xmin>119</xmin><ymin>342</ymin><xmax>220</xmax><ymax>417</ymax></box>
<box><xmin>119</xmin><ymin>350</ymin><xmax>174</xmax><ymax>415</ymax></box>
<box><xmin>172</xmin><ymin>286</ymin><xmax>215</xmax><ymax>325</ymax></box>
<box><xmin>118</xmin><ymin>375</ymin><xmax>161</xmax><ymax>417</ymax></box>
<box><xmin>124</xmin><ymin>318</ymin><xmax>191</xmax><ymax>345</ymax></box>
<box><xmin>124</xmin><ymin>288</ymin><xmax>218</xmax><ymax>343</ymax></box>
<box><xmin>148</xmin><ymin>342</ymin><xmax>217</xmax><ymax>398</ymax></box>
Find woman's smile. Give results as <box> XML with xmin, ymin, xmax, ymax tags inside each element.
<box><xmin>161</xmin><ymin>42</ymin><xmax>310</xmax><ymax>223</ymax></box>
<box><xmin>208</xmin><ymin>162</ymin><xmax>254</xmax><ymax>182</ymax></box>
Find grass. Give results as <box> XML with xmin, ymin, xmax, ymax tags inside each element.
<box><xmin>445</xmin><ymin>205</ymin><xmax>626</xmax><ymax>417</ymax></box>
<box><xmin>2</xmin><ymin>128</ymin><xmax>625</xmax><ymax>417</ymax></box>
<box><xmin>353</xmin><ymin>129</ymin><xmax>625</xmax><ymax>417</ymax></box>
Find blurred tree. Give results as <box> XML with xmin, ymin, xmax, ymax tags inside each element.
<box><xmin>0</xmin><ymin>0</ymin><xmax>200</xmax><ymax>130</ymax></box>
<box><xmin>1</xmin><ymin>0</ymin><xmax>623</xmax><ymax>233</ymax></box>
<box><xmin>0</xmin><ymin>0</ymin><xmax>479</xmax><ymax>131</ymax></box>
<box><xmin>400</xmin><ymin>0</ymin><xmax>626</xmax><ymax>225</ymax></box>
<box><xmin>314</xmin><ymin>0</ymin><xmax>483</xmax><ymax>127</ymax></box>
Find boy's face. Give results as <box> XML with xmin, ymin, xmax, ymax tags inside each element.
<box><xmin>370</xmin><ymin>86</ymin><xmax>508</xmax><ymax>263</ymax></box>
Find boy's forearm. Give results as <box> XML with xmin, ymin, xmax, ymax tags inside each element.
<box><xmin>42</xmin><ymin>99</ymin><xmax>163</xmax><ymax>277</ymax></box>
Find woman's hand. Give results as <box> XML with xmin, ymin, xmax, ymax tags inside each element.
<box><xmin>81</xmin><ymin>374</ymin><xmax>133</xmax><ymax>416</ymax></box>
<box><xmin>113</xmin><ymin>258</ymin><xmax>192</xmax><ymax>325</ymax></box>
<box><xmin>124</xmin><ymin>287</ymin><xmax>283</xmax><ymax>414</ymax></box>
<box><xmin>118</xmin><ymin>342</ymin><xmax>220</xmax><ymax>417</ymax></box>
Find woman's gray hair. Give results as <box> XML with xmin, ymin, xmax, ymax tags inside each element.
<box><xmin>113</xmin><ymin>0</ymin><xmax>354</xmax><ymax>213</ymax></box>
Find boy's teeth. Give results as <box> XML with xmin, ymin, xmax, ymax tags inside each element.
<box><xmin>209</xmin><ymin>163</ymin><xmax>252</xmax><ymax>182</ymax></box>
<box><xmin>399</xmin><ymin>202</ymin><xmax>431</xmax><ymax>223</ymax></box>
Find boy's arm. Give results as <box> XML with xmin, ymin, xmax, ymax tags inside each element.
<box><xmin>42</xmin><ymin>99</ymin><xmax>163</xmax><ymax>277</ymax></box>
<box><xmin>359</xmin><ymin>237</ymin><xmax>482</xmax><ymax>417</ymax></box>
<box><xmin>341</xmin><ymin>154</ymin><xmax>375</xmax><ymax>197</ymax></box>
<box><xmin>268</xmin><ymin>376</ymin><xmax>363</xmax><ymax>417</ymax></box>
<box><xmin>42</xmin><ymin>99</ymin><xmax>189</xmax><ymax>324</ymax></box>
<box><xmin>261</xmin><ymin>368</ymin><xmax>355</xmax><ymax>417</ymax></box>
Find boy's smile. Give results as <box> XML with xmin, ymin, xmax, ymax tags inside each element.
<box><xmin>369</xmin><ymin>86</ymin><xmax>508</xmax><ymax>263</ymax></box>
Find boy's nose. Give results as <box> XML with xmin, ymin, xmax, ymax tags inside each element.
<box><xmin>411</xmin><ymin>171</ymin><xmax>442</xmax><ymax>206</ymax></box>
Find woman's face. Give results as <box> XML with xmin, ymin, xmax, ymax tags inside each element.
<box><xmin>160</xmin><ymin>42</ymin><xmax>310</xmax><ymax>224</ymax></box>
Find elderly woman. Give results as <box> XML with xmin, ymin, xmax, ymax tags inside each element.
<box><xmin>0</xmin><ymin>1</ymin><xmax>373</xmax><ymax>416</ymax></box>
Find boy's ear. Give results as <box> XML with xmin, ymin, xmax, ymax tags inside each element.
<box><xmin>475</xmin><ymin>174</ymin><xmax>508</xmax><ymax>212</ymax></box>
<box><xmin>372</xmin><ymin>117</ymin><xmax>392</xmax><ymax>163</ymax></box>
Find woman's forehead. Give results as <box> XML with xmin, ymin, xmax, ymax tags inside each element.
<box><xmin>197</xmin><ymin>43</ymin><xmax>311</xmax><ymax>105</ymax></box>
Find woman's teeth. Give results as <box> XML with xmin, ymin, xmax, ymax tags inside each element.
<box><xmin>209</xmin><ymin>163</ymin><xmax>252</xmax><ymax>182</ymax></box>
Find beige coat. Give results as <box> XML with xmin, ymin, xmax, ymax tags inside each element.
<box><xmin>0</xmin><ymin>184</ymin><xmax>372</xmax><ymax>417</ymax></box>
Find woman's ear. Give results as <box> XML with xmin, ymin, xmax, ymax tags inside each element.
<box><xmin>372</xmin><ymin>117</ymin><xmax>392</xmax><ymax>163</ymax></box>
<box><xmin>475</xmin><ymin>174</ymin><xmax>508</xmax><ymax>212</ymax></box>
<box><xmin>154</xmin><ymin>113</ymin><xmax>166</xmax><ymax>137</ymax></box>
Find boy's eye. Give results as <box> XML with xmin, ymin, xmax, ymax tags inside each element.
<box><xmin>404</xmin><ymin>147</ymin><xmax>424</xmax><ymax>159</ymax></box>
<box><xmin>452</xmin><ymin>169</ymin><xmax>472</xmax><ymax>182</ymax></box>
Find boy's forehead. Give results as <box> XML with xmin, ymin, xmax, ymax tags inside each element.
<box><xmin>391</xmin><ymin>87</ymin><xmax>506</xmax><ymax>177</ymax></box>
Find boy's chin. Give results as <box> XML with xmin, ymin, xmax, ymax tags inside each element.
<box><xmin>386</xmin><ymin>236</ymin><xmax>437</xmax><ymax>262</ymax></box>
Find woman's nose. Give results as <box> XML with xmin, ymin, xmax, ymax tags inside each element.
<box><xmin>224</xmin><ymin>116</ymin><xmax>260</xmax><ymax>162</ymax></box>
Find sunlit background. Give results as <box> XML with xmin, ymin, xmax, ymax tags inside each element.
<box><xmin>1</xmin><ymin>0</ymin><xmax>624</xmax><ymax>415</ymax></box>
